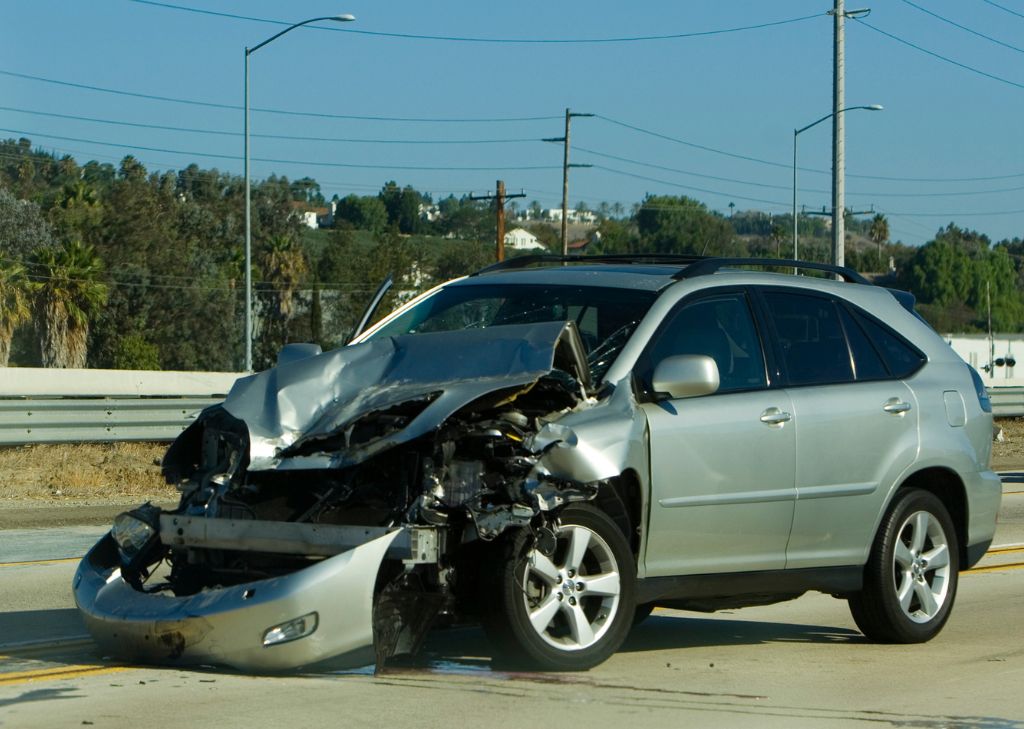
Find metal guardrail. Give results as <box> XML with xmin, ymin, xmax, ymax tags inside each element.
<box><xmin>0</xmin><ymin>368</ymin><xmax>241</xmax><ymax>445</ymax></box>
<box><xmin>0</xmin><ymin>397</ymin><xmax>219</xmax><ymax>445</ymax></box>
<box><xmin>991</xmin><ymin>387</ymin><xmax>1024</xmax><ymax>418</ymax></box>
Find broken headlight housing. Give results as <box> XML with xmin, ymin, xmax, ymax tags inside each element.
<box><xmin>111</xmin><ymin>503</ymin><xmax>163</xmax><ymax>578</ymax></box>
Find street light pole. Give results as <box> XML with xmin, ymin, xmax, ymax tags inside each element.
<box><xmin>792</xmin><ymin>104</ymin><xmax>881</xmax><ymax>269</ymax></box>
<box><xmin>244</xmin><ymin>14</ymin><xmax>354</xmax><ymax>372</ymax></box>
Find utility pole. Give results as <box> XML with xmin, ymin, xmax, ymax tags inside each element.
<box><xmin>543</xmin><ymin>108</ymin><xmax>593</xmax><ymax>255</ymax></box>
<box><xmin>832</xmin><ymin>0</ymin><xmax>846</xmax><ymax>268</ymax></box>
<box><xmin>469</xmin><ymin>181</ymin><xmax>525</xmax><ymax>262</ymax></box>
<box><xmin>829</xmin><ymin>1</ymin><xmax>871</xmax><ymax>268</ymax></box>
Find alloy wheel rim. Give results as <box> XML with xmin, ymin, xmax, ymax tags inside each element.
<box><xmin>520</xmin><ymin>522</ymin><xmax>622</xmax><ymax>651</ymax></box>
<box><xmin>891</xmin><ymin>510</ymin><xmax>952</xmax><ymax>624</ymax></box>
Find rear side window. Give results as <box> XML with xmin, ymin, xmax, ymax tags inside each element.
<box><xmin>762</xmin><ymin>292</ymin><xmax>853</xmax><ymax>386</ymax></box>
<box><xmin>845</xmin><ymin>306</ymin><xmax>926</xmax><ymax>379</ymax></box>
<box><xmin>838</xmin><ymin>306</ymin><xmax>888</xmax><ymax>380</ymax></box>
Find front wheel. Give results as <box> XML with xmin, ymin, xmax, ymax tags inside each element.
<box><xmin>482</xmin><ymin>504</ymin><xmax>636</xmax><ymax>671</ymax></box>
<box><xmin>848</xmin><ymin>489</ymin><xmax>959</xmax><ymax>643</ymax></box>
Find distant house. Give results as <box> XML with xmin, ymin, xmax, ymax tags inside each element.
<box><xmin>504</xmin><ymin>227</ymin><xmax>546</xmax><ymax>251</ymax></box>
<box><xmin>289</xmin><ymin>200</ymin><xmax>335</xmax><ymax>229</ymax></box>
<box><xmin>543</xmin><ymin>208</ymin><xmax>597</xmax><ymax>225</ymax></box>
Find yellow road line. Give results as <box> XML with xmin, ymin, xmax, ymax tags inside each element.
<box><xmin>965</xmin><ymin>561</ymin><xmax>1024</xmax><ymax>574</ymax></box>
<box><xmin>0</xmin><ymin>557</ymin><xmax>80</xmax><ymax>568</ymax></box>
<box><xmin>0</xmin><ymin>664</ymin><xmax>130</xmax><ymax>686</ymax></box>
<box><xmin>987</xmin><ymin>545</ymin><xmax>1024</xmax><ymax>555</ymax></box>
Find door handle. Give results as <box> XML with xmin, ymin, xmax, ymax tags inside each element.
<box><xmin>760</xmin><ymin>408</ymin><xmax>792</xmax><ymax>426</ymax></box>
<box><xmin>883</xmin><ymin>399</ymin><xmax>912</xmax><ymax>414</ymax></box>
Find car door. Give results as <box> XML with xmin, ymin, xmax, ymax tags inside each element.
<box><xmin>757</xmin><ymin>289</ymin><xmax>922</xmax><ymax>569</ymax></box>
<box><xmin>638</xmin><ymin>289</ymin><xmax>797</xmax><ymax>578</ymax></box>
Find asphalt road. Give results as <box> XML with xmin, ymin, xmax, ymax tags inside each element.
<box><xmin>1</xmin><ymin>481</ymin><xmax>1021</xmax><ymax>729</ymax></box>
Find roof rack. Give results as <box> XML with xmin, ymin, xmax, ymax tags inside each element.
<box><xmin>472</xmin><ymin>253</ymin><xmax>707</xmax><ymax>276</ymax></box>
<box><xmin>674</xmin><ymin>257</ymin><xmax>871</xmax><ymax>285</ymax></box>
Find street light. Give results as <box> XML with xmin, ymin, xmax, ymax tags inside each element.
<box><xmin>792</xmin><ymin>104</ymin><xmax>881</xmax><ymax>269</ymax></box>
<box><xmin>244</xmin><ymin>14</ymin><xmax>355</xmax><ymax>372</ymax></box>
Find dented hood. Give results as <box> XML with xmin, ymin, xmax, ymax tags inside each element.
<box><xmin>218</xmin><ymin>321</ymin><xmax>590</xmax><ymax>471</ymax></box>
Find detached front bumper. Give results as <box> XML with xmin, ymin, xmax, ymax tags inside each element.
<box><xmin>73</xmin><ymin>528</ymin><xmax>403</xmax><ymax>672</ymax></box>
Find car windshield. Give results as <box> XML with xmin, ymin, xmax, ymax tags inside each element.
<box><xmin>366</xmin><ymin>283</ymin><xmax>658</xmax><ymax>383</ymax></box>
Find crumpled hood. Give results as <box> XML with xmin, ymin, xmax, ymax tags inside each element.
<box><xmin>219</xmin><ymin>321</ymin><xmax>589</xmax><ymax>471</ymax></box>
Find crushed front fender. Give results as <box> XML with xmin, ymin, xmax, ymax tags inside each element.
<box><xmin>73</xmin><ymin>529</ymin><xmax>402</xmax><ymax>672</ymax></box>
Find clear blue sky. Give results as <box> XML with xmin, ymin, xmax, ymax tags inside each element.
<box><xmin>2</xmin><ymin>0</ymin><xmax>1022</xmax><ymax>247</ymax></box>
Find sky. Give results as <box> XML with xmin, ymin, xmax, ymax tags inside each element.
<box><xmin>2</xmin><ymin>0</ymin><xmax>1023</xmax><ymax>247</ymax></box>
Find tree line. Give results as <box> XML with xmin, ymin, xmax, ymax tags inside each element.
<box><xmin>1</xmin><ymin>137</ymin><xmax>1021</xmax><ymax>371</ymax></box>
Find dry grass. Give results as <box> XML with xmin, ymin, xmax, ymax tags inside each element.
<box><xmin>0</xmin><ymin>442</ymin><xmax>176</xmax><ymax>502</ymax></box>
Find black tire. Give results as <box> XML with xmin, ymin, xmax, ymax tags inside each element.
<box><xmin>481</xmin><ymin>503</ymin><xmax>636</xmax><ymax>671</ymax></box>
<box><xmin>848</xmin><ymin>488</ymin><xmax>959</xmax><ymax>643</ymax></box>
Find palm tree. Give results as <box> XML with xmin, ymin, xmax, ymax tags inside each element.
<box><xmin>259</xmin><ymin>234</ymin><xmax>308</xmax><ymax>321</ymax></box>
<box><xmin>255</xmin><ymin>234</ymin><xmax>309</xmax><ymax>367</ymax></box>
<box><xmin>869</xmin><ymin>214</ymin><xmax>890</xmax><ymax>270</ymax></box>
<box><xmin>31</xmin><ymin>240</ymin><xmax>108</xmax><ymax>368</ymax></box>
<box><xmin>0</xmin><ymin>259</ymin><xmax>31</xmax><ymax>366</ymax></box>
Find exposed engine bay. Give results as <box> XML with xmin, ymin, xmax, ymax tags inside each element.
<box><xmin>78</xmin><ymin>321</ymin><xmax>634</xmax><ymax>671</ymax></box>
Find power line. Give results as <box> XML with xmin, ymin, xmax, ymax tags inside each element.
<box><xmin>853</xmin><ymin>19</ymin><xmax>1024</xmax><ymax>90</ymax></box>
<box><xmin>980</xmin><ymin>0</ymin><xmax>1024</xmax><ymax>20</ymax></box>
<box><xmin>127</xmin><ymin>0</ymin><xmax>823</xmax><ymax>44</ymax></box>
<box><xmin>577</xmin><ymin>145</ymin><xmax>1024</xmax><ymax>197</ymax></box>
<box><xmin>0</xmin><ymin>106</ymin><xmax>542</xmax><ymax>145</ymax></box>
<box><xmin>897</xmin><ymin>0</ymin><xmax>1024</xmax><ymax>54</ymax></box>
<box><xmin>0</xmin><ymin>69</ymin><xmax>559</xmax><ymax>123</ymax></box>
<box><xmin>596</xmin><ymin>113</ymin><xmax>1024</xmax><ymax>183</ymax></box>
<box><xmin>0</xmin><ymin>128</ymin><xmax>561</xmax><ymax>172</ymax></box>
<box><xmin>593</xmin><ymin>163</ymin><xmax>788</xmax><ymax>207</ymax></box>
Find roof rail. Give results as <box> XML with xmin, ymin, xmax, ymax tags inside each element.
<box><xmin>472</xmin><ymin>253</ymin><xmax>707</xmax><ymax>276</ymax></box>
<box><xmin>674</xmin><ymin>257</ymin><xmax>871</xmax><ymax>285</ymax></box>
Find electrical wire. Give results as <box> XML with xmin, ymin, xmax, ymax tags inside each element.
<box><xmin>898</xmin><ymin>0</ymin><xmax>1024</xmax><ymax>54</ymax></box>
<box><xmin>0</xmin><ymin>127</ymin><xmax>561</xmax><ymax>171</ymax></box>
<box><xmin>0</xmin><ymin>106</ymin><xmax>541</xmax><ymax>144</ymax></box>
<box><xmin>593</xmin><ymin>164</ymin><xmax>788</xmax><ymax>207</ymax></box>
<box><xmin>853</xmin><ymin>19</ymin><xmax>1024</xmax><ymax>90</ymax></box>
<box><xmin>596</xmin><ymin>113</ymin><xmax>1024</xmax><ymax>183</ymax></box>
<box><xmin>127</xmin><ymin>0</ymin><xmax>823</xmax><ymax>44</ymax></box>
<box><xmin>0</xmin><ymin>69</ymin><xmax>559</xmax><ymax>123</ymax></box>
<box><xmin>980</xmin><ymin>0</ymin><xmax>1024</xmax><ymax>21</ymax></box>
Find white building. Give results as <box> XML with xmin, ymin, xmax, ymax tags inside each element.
<box><xmin>944</xmin><ymin>333</ymin><xmax>1023</xmax><ymax>385</ymax></box>
<box><xmin>504</xmin><ymin>227</ymin><xmax>546</xmax><ymax>251</ymax></box>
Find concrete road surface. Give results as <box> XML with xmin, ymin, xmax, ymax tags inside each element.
<box><xmin>1</xmin><ymin>480</ymin><xmax>1021</xmax><ymax>729</ymax></box>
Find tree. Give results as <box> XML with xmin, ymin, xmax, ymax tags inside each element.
<box><xmin>255</xmin><ymin>233</ymin><xmax>310</xmax><ymax>367</ymax></box>
<box><xmin>0</xmin><ymin>186</ymin><xmax>56</xmax><ymax>259</ymax></box>
<box><xmin>379</xmin><ymin>182</ymin><xmax>426</xmax><ymax>234</ymax></box>
<box><xmin>0</xmin><ymin>258</ymin><xmax>31</xmax><ymax>366</ymax></box>
<box><xmin>634</xmin><ymin>195</ymin><xmax>734</xmax><ymax>255</ymax></box>
<box><xmin>31</xmin><ymin>240</ymin><xmax>108</xmax><ymax>368</ymax></box>
<box><xmin>335</xmin><ymin>194</ymin><xmax>388</xmax><ymax>233</ymax></box>
<box><xmin>869</xmin><ymin>214</ymin><xmax>890</xmax><ymax>269</ymax></box>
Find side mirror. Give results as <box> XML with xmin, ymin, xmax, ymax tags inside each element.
<box><xmin>277</xmin><ymin>343</ymin><xmax>323</xmax><ymax>368</ymax></box>
<box><xmin>651</xmin><ymin>354</ymin><xmax>720</xmax><ymax>400</ymax></box>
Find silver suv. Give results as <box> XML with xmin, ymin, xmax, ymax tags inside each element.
<box><xmin>75</xmin><ymin>256</ymin><xmax>1001</xmax><ymax>673</ymax></box>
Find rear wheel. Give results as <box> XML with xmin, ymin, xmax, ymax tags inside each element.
<box><xmin>482</xmin><ymin>504</ymin><xmax>636</xmax><ymax>671</ymax></box>
<box><xmin>849</xmin><ymin>489</ymin><xmax>959</xmax><ymax>643</ymax></box>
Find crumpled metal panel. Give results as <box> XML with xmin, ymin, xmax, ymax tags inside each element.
<box><xmin>531</xmin><ymin>379</ymin><xmax>647</xmax><ymax>484</ymax></box>
<box><xmin>220</xmin><ymin>322</ymin><xmax>587</xmax><ymax>472</ymax></box>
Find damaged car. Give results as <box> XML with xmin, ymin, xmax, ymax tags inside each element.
<box><xmin>75</xmin><ymin>255</ymin><xmax>1001</xmax><ymax>672</ymax></box>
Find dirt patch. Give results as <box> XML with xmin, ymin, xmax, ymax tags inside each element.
<box><xmin>992</xmin><ymin>417</ymin><xmax>1024</xmax><ymax>471</ymax></box>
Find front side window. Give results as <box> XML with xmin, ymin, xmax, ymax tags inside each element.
<box><xmin>642</xmin><ymin>292</ymin><xmax>767</xmax><ymax>395</ymax></box>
